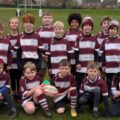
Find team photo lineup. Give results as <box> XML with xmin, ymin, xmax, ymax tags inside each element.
<box><xmin>0</xmin><ymin>8</ymin><xmax>120</xmax><ymax>119</ymax></box>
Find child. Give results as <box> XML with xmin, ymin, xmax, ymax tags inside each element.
<box><xmin>79</xmin><ymin>61</ymin><xmax>110</xmax><ymax>118</ymax></box>
<box><xmin>74</xmin><ymin>16</ymin><xmax>98</xmax><ymax>94</ymax></box>
<box><xmin>65</xmin><ymin>13</ymin><xmax>82</xmax><ymax>75</ymax></box>
<box><xmin>96</xmin><ymin>16</ymin><xmax>111</xmax><ymax>67</ymax></box>
<box><xmin>15</xmin><ymin>14</ymin><xmax>42</xmax><ymax>73</ymax></box>
<box><xmin>111</xmin><ymin>72</ymin><xmax>120</xmax><ymax>116</ymax></box>
<box><xmin>0</xmin><ymin>59</ymin><xmax>17</xmax><ymax>118</ymax></box>
<box><xmin>37</xmin><ymin>11</ymin><xmax>55</xmax><ymax>80</ymax></box>
<box><xmin>0</xmin><ymin>21</ymin><xmax>12</xmax><ymax>70</ymax></box>
<box><xmin>51</xmin><ymin>59</ymin><xmax>77</xmax><ymax>117</ymax></box>
<box><xmin>46</xmin><ymin>21</ymin><xmax>73</xmax><ymax>77</ymax></box>
<box><xmin>100</xmin><ymin>19</ymin><xmax>120</xmax><ymax>96</ymax></box>
<box><xmin>20</xmin><ymin>62</ymin><xmax>52</xmax><ymax>117</ymax></box>
<box><xmin>7</xmin><ymin>17</ymin><xmax>21</xmax><ymax>93</ymax></box>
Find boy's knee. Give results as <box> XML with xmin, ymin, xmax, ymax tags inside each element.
<box><xmin>79</xmin><ymin>97</ymin><xmax>87</xmax><ymax>104</ymax></box>
<box><xmin>25</xmin><ymin>106</ymin><xmax>35</xmax><ymax>115</ymax></box>
<box><xmin>93</xmin><ymin>87</ymin><xmax>100</xmax><ymax>93</ymax></box>
<box><xmin>56</xmin><ymin>107</ymin><xmax>65</xmax><ymax>114</ymax></box>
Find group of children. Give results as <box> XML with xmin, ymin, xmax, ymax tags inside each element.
<box><xmin>0</xmin><ymin>10</ymin><xmax>120</xmax><ymax>119</ymax></box>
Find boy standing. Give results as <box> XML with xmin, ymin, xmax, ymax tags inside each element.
<box><xmin>52</xmin><ymin>59</ymin><xmax>77</xmax><ymax>117</ymax></box>
<box><xmin>65</xmin><ymin>13</ymin><xmax>82</xmax><ymax>75</ymax></box>
<box><xmin>37</xmin><ymin>11</ymin><xmax>55</xmax><ymax>80</ymax></box>
<box><xmin>74</xmin><ymin>16</ymin><xmax>98</xmax><ymax>94</ymax></box>
<box><xmin>100</xmin><ymin>19</ymin><xmax>120</xmax><ymax>96</ymax></box>
<box><xmin>79</xmin><ymin>61</ymin><xmax>110</xmax><ymax>118</ymax></box>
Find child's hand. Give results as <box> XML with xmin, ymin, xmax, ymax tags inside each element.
<box><xmin>113</xmin><ymin>91</ymin><xmax>120</xmax><ymax>99</ymax></box>
<box><xmin>6</xmin><ymin>66</ymin><xmax>11</xmax><ymax>71</ymax></box>
<box><xmin>42</xmin><ymin>54</ymin><xmax>48</xmax><ymax>61</ymax></box>
<box><xmin>0</xmin><ymin>93</ymin><xmax>3</xmax><ymax>99</ymax></box>
<box><xmin>76</xmin><ymin>64</ymin><xmax>81</xmax><ymax>70</ymax></box>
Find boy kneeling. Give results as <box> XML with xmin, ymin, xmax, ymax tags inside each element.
<box><xmin>79</xmin><ymin>61</ymin><xmax>110</xmax><ymax>118</ymax></box>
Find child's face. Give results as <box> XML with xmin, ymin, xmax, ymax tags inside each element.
<box><xmin>101</xmin><ymin>20</ymin><xmax>109</xmax><ymax>32</ymax></box>
<box><xmin>0</xmin><ymin>64</ymin><xmax>4</xmax><ymax>74</ymax></box>
<box><xmin>82</xmin><ymin>24</ymin><xmax>92</xmax><ymax>35</ymax></box>
<box><xmin>109</xmin><ymin>27</ymin><xmax>118</xmax><ymax>37</ymax></box>
<box><xmin>9</xmin><ymin>19</ymin><xmax>19</xmax><ymax>30</ymax></box>
<box><xmin>87</xmin><ymin>68</ymin><xmax>99</xmax><ymax>80</ymax></box>
<box><xmin>54</xmin><ymin>26</ymin><xmax>64</xmax><ymax>38</ymax></box>
<box><xmin>24</xmin><ymin>68</ymin><xmax>36</xmax><ymax>80</ymax></box>
<box><xmin>42</xmin><ymin>15</ymin><xmax>53</xmax><ymax>26</ymax></box>
<box><xmin>70</xmin><ymin>19</ymin><xmax>79</xmax><ymax>30</ymax></box>
<box><xmin>24</xmin><ymin>22</ymin><xmax>34</xmax><ymax>32</ymax></box>
<box><xmin>59</xmin><ymin>66</ymin><xmax>70</xmax><ymax>77</ymax></box>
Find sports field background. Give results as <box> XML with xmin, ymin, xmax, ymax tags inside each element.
<box><xmin>0</xmin><ymin>8</ymin><xmax>120</xmax><ymax>120</ymax></box>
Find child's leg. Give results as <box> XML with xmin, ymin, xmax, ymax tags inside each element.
<box><xmin>111</xmin><ymin>101</ymin><xmax>120</xmax><ymax>116</ymax></box>
<box><xmin>69</xmin><ymin>88</ymin><xmax>77</xmax><ymax>109</ymax></box>
<box><xmin>33</xmin><ymin>88</ymin><xmax>49</xmax><ymax>111</ymax></box>
<box><xmin>79</xmin><ymin>93</ymin><xmax>90</xmax><ymax>105</ymax></box>
<box><xmin>22</xmin><ymin>101</ymin><xmax>35</xmax><ymax>115</ymax></box>
<box><xmin>2</xmin><ymin>92</ymin><xmax>16</xmax><ymax>112</ymax></box>
<box><xmin>55</xmin><ymin>99</ymin><xmax>65</xmax><ymax>114</ymax></box>
<box><xmin>106</xmin><ymin>73</ymin><xmax>115</xmax><ymax>97</ymax></box>
<box><xmin>93</xmin><ymin>87</ymin><xmax>101</xmax><ymax>111</ymax></box>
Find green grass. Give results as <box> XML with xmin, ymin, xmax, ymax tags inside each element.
<box><xmin>0</xmin><ymin>8</ymin><xmax>120</xmax><ymax>120</ymax></box>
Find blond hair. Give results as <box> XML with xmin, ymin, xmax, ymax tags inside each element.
<box><xmin>9</xmin><ymin>17</ymin><xmax>19</xmax><ymax>25</ymax></box>
<box><xmin>53</xmin><ymin>21</ymin><xmax>64</xmax><ymax>29</ymax></box>
<box><xmin>87</xmin><ymin>61</ymin><xmax>99</xmax><ymax>70</ymax></box>
<box><xmin>24</xmin><ymin>62</ymin><xmax>37</xmax><ymax>72</ymax></box>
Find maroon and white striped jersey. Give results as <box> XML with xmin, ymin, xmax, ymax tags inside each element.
<box><xmin>37</xmin><ymin>25</ymin><xmax>55</xmax><ymax>50</ymax></box>
<box><xmin>80</xmin><ymin>76</ymin><xmax>108</xmax><ymax>96</ymax></box>
<box><xmin>0</xmin><ymin>71</ymin><xmax>10</xmax><ymax>88</ymax></box>
<box><xmin>65</xmin><ymin>28</ymin><xmax>82</xmax><ymax>65</ymax></box>
<box><xmin>100</xmin><ymin>36</ymin><xmax>120</xmax><ymax>73</ymax></box>
<box><xmin>0</xmin><ymin>37</ymin><xmax>12</xmax><ymax>65</ymax></box>
<box><xmin>7</xmin><ymin>33</ymin><xmax>21</xmax><ymax>69</ymax></box>
<box><xmin>96</xmin><ymin>32</ymin><xmax>109</xmax><ymax>67</ymax></box>
<box><xmin>20</xmin><ymin>74</ymin><xmax>42</xmax><ymax>102</ymax></box>
<box><xmin>74</xmin><ymin>33</ymin><xmax>98</xmax><ymax>73</ymax></box>
<box><xmin>15</xmin><ymin>31</ymin><xmax>43</xmax><ymax>59</ymax></box>
<box><xmin>46</xmin><ymin>37</ymin><xmax>73</xmax><ymax>75</ymax></box>
<box><xmin>52</xmin><ymin>73</ymin><xmax>76</xmax><ymax>93</ymax></box>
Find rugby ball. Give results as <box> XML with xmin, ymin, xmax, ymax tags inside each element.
<box><xmin>43</xmin><ymin>85</ymin><xmax>58</xmax><ymax>97</ymax></box>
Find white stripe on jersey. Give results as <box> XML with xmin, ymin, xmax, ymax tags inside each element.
<box><xmin>55</xmin><ymin>82</ymin><xmax>70</xmax><ymax>88</ymax></box>
<box><xmin>105</xmin><ymin>67</ymin><xmax>120</xmax><ymax>73</ymax></box>
<box><xmin>106</xmin><ymin>55</ymin><xmax>120</xmax><ymax>62</ymax></box>
<box><xmin>0</xmin><ymin>44</ymin><xmax>9</xmax><ymax>51</ymax></box>
<box><xmin>79</xmin><ymin>41</ymin><xmax>95</xmax><ymax>48</ymax></box>
<box><xmin>79</xmin><ymin>54</ymin><xmax>94</xmax><ymax>61</ymax></box>
<box><xmin>51</xmin><ymin>44</ymin><xmax>67</xmax><ymax>51</ymax></box>
<box><xmin>11</xmin><ymin>63</ymin><xmax>18</xmax><ymax>69</ymax></box>
<box><xmin>20</xmin><ymin>39</ymin><xmax>38</xmax><ymax>46</ymax></box>
<box><xmin>105</xmin><ymin>43</ymin><xmax>120</xmax><ymax>50</ymax></box>
<box><xmin>76</xmin><ymin>67</ymin><xmax>87</xmax><ymax>73</ymax></box>
<box><xmin>38</xmin><ymin>31</ymin><xmax>55</xmax><ymax>38</ymax></box>
<box><xmin>97</xmin><ymin>38</ymin><xmax>104</xmax><ymax>45</ymax></box>
<box><xmin>70</xmin><ymin>59</ymin><xmax>75</xmax><ymax>64</ymax></box>
<box><xmin>65</xmin><ymin>35</ymin><xmax>78</xmax><ymax>42</ymax></box>
<box><xmin>22</xmin><ymin>51</ymin><xmax>38</xmax><ymax>59</ymax></box>
<box><xmin>10</xmin><ymin>40</ymin><xmax>17</xmax><ymax>46</ymax></box>
<box><xmin>0</xmin><ymin>56</ymin><xmax>7</xmax><ymax>63</ymax></box>
<box><xmin>51</xmin><ymin>56</ymin><xmax>67</xmax><ymax>63</ymax></box>
<box><xmin>26</xmin><ymin>81</ymin><xmax>40</xmax><ymax>89</ymax></box>
<box><xmin>52</xmin><ymin>69</ymin><xmax>59</xmax><ymax>75</ymax></box>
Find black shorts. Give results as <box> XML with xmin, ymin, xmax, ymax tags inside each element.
<box><xmin>55</xmin><ymin>96</ymin><xmax>70</xmax><ymax>109</ymax></box>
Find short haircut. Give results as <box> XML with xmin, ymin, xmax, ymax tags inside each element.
<box><xmin>24</xmin><ymin>62</ymin><xmax>37</xmax><ymax>72</ymax></box>
<box><xmin>53</xmin><ymin>21</ymin><xmax>64</xmax><ymax>29</ymax></box>
<box><xmin>68</xmin><ymin>13</ymin><xmax>82</xmax><ymax>26</ymax></box>
<box><xmin>42</xmin><ymin>11</ymin><xmax>52</xmax><ymax>17</ymax></box>
<box><xmin>22</xmin><ymin>13</ymin><xmax>35</xmax><ymax>24</ymax></box>
<box><xmin>9</xmin><ymin>17</ymin><xmax>19</xmax><ymax>25</ymax></box>
<box><xmin>0</xmin><ymin>21</ymin><xmax>4</xmax><ymax>29</ymax></box>
<box><xmin>59</xmin><ymin>59</ymin><xmax>71</xmax><ymax>68</ymax></box>
<box><xmin>87</xmin><ymin>61</ymin><xmax>99</xmax><ymax>70</ymax></box>
<box><xmin>100</xmin><ymin>16</ymin><xmax>111</xmax><ymax>26</ymax></box>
